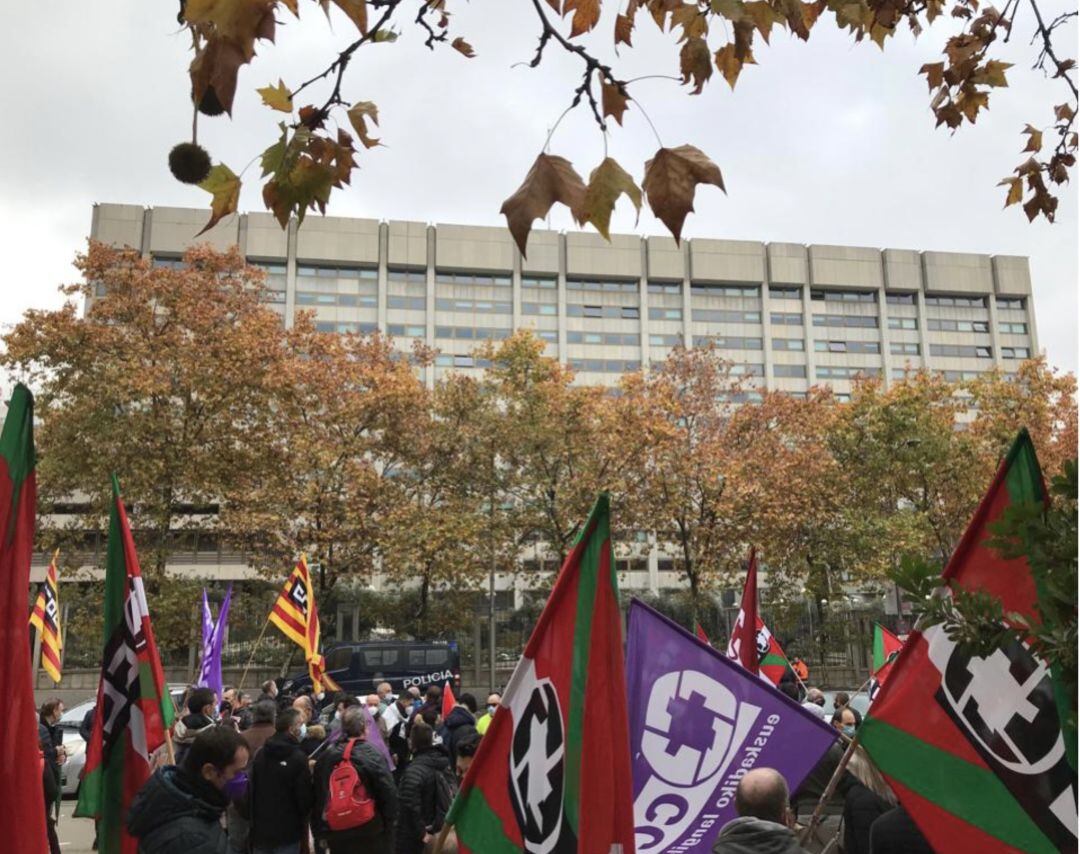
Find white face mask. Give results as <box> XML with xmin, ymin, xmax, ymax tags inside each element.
<box><xmin>487</xmin><ymin>705</ymin><xmax>497</xmax><ymax>716</ymax></box>
<box><xmin>298</xmin><ymin>723</ymin><xmax>308</xmax><ymax>740</ymax></box>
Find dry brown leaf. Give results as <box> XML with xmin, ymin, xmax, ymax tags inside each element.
<box><xmin>500</xmin><ymin>153</ymin><xmax>586</xmax><ymax>258</ymax></box>
<box><xmin>615</xmin><ymin>13</ymin><xmax>634</xmax><ymax>45</ymax></box>
<box><xmin>451</xmin><ymin>37</ymin><xmax>476</xmax><ymax>57</ymax></box>
<box><xmin>642</xmin><ymin>145</ymin><xmax>725</xmax><ymax>242</ymax></box>
<box><xmin>602</xmin><ymin>80</ymin><xmax>630</xmax><ymax>125</ymax></box>
<box><xmin>680</xmin><ymin>36</ymin><xmax>713</xmax><ymax>94</ymax></box>
<box><xmin>322</xmin><ymin>0</ymin><xmax>368</xmax><ymax>34</ymax></box>
<box><xmin>566</xmin><ymin>0</ymin><xmax>602</xmax><ymax>36</ymax></box>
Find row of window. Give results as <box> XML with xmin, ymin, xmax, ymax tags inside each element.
<box><xmin>1002</xmin><ymin>346</ymin><xmax>1031</xmax><ymax>359</ymax></box>
<box><xmin>568</xmin><ymin>331</ymin><xmax>639</xmax><ymax>346</ymax></box>
<box><xmin>434</xmin><ymin>354</ymin><xmax>494</xmax><ymax>369</ymax></box>
<box><xmin>929</xmin><ymin>344</ymin><xmax>993</xmax><ymax>359</ymax></box>
<box><xmin>650</xmin><ymin>334</ymin><xmax>683</xmax><ymax>347</ymax></box>
<box><xmin>813</xmin><ymin>314</ymin><xmax>878</xmax><ymax>329</ymax></box>
<box><xmin>816</xmin><ymin>366</ymin><xmax>882</xmax><ymax>379</ymax></box>
<box><xmin>691</xmin><ymin>284</ymin><xmax>760</xmax><ymax>297</ymax></box>
<box><xmin>434</xmin><ymin>297</ymin><xmax>511</xmax><ymax>314</ymax></box>
<box><xmin>774</xmin><ymin>364</ymin><xmax>806</xmax><ymax>378</ymax></box>
<box><xmin>927</xmin><ymin>318</ymin><xmax>988</xmax><ymax>333</ymax></box>
<box><xmin>925</xmin><ymin>294</ymin><xmax>986</xmax><ymax>307</ymax></box>
<box><xmin>1000</xmin><ymin>322</ymin><xmax>1028</xmax><ymax>334</ymax></box>
<box><xmin>296</xmin><ymin>292</ymin><xmax>376</xmax><ymax>307</ymax></box>
<box><xmin>773</xmin><ymin>338</ymin><xmax>804</xmax><ymax>351</ymax></box>
<box><xmin>388</xmin><ymin>324</ymin><xmax>425</xmax><ymax>338</ymax></box>
<box><xmin>891</xmin><ymin>342</ymin><xmax>920</xmax><ymax>355</ymax></box>
<box><xmin>569</xmin><ymin>358</ymin><xmax>643</xmax><ymax>373</ymax></box>
<box><xmin>436</xmin><ymin>271</ymin><xmax>511</xmax><ymax>286</ymax></box>
<box><xmin>815</xmin><ymin>340</ymin><xmax>880</xmax><ymax>354</ymax></box>
<box><xmin>567</xmin><ymin>278</ymin><xmax>638</xmax><ymax>293</ymax></box>
<box><xmin>434</xmin><ymin>326</ymin><xmax>511</xmax><ymax>341</ymax></box>
<box><xmin>693</xmin><ymin>309</ymin><xmax>762</xmax><ymax>323</ymax></box>
<box><xmin>692</xmin><ymin>336</ymin><xmax>763</xmax><ymax>350</ymax></box>
<box><xmin>390</xmin><ymin>295</ymin><xmax>427</xmax><ymax>311</ymax></box>
<box><xmin>297</xmin><ymin>263</ymin><xmax>377</xmax><ymax>280</ymax></box>
<box><xmin>315</xmin><ymin>321</ymin><xmax>377</xmax><ymax>334</ymax></box>
<box><xmin>811</xmin><ymin>289</ymin><xmax>876</xmax><ymax>303</ymax></box>
<box><xmin>567</xmin><ymin>304</ymin><xmax>640</xmax><ymax>319</ymax></box>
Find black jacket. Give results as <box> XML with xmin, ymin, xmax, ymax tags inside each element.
<box><xmin>386</xmin><ymin>702</ymin><xmax>414</xmax><ymax>776</ymax></box>
<box><xmin>395</xmin><ymin>746</ymin><xmax>452</xmax><ymax>854</ymax></box>
<box><xmin>127</xmin><ymin>766</ymin><xmax>229</xmax><ymax>854</ymax></box>
<box><xmin>838</xmin><ymin>776</ymin><xmax>892</xmax><ymax>854</ymax></box>
<box><xmin>869</xmin><ymin>806</ymin><xmax>934</xmax><ymax>854</ymax></box>
<box><xmin>313</xmin><ymin>739</ymin><xmax>398</xmax><ymax>851</ymax></box>
<box><xmin>249</xmin><ymin>732</ymin><xmax>314</xmax><ymax>846</ymax></box>
<box><xmin>439</xmin><ymin>707</ymin><xmax>477</xmax><ymax>760</ymax></box>
<box><xmin>711</xmin><ymin>817</ymin><xmax>806</xmax><ymax>854</ymax></box>
<box><xmin>79</xmin><ymin>707</ymin><xmax>96</xmax><ymax>743</ymax></box>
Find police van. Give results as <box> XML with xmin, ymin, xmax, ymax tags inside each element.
<box><xmin>283</xmin><ymin>640</ymin><xmax>460</xmax><ymax>697</ymax></box>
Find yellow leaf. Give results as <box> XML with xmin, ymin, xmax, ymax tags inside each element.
<box><xmin>714</xmin><ymin>44</ymin><xmax>744</xmax><ymax>89</ymax></box>
<box><xmin>198</xmin><ymin>164</ymin><xmax>241</xmax><ymax>235</ymax></box>
<box><xmin>997</xmin><ymin>176</ymin><xmax>1023</xmax><ymax>207</ymax></box>
<box><xmin>577</xmin><ymin>157</ymin><xmax>642</xmax><ymax>241</ymax></box>
<box><xmin>347</xmin><ymin>101</ymin><xmax>381</xmax><ymax>149</ymax></box>
<box><xmin>257</xmin><ymin>79</ymin><xmax>293</xmax><ymax>112</ymax></box>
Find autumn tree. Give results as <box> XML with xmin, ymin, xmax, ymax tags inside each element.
<box><xmin>164</xmin><ymin>0</ymin><xmax>1075</xmax><ymax>244</ymax></box>
<box><xmin>0</xmin><ymin>242</ymin><xmax>291</xmax><ymax>652</ymax></box>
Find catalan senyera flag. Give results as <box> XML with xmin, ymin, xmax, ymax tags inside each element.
<box><xmin>861</xmin><ymin>430</ymin><xmax>1078</xmax><ymax>853</ymax></box>
<box><xmin>30</xmin><ymin>550</ymin><xmax>63</xmax><ymax>683</ymax></box>
<box><xmin>0</xmin><ymin>384</ymin><xmax>49</xmax><ymax>851</ymax></box>
<box><xmin>74</xmin><ymin>475</ymin><xmax>175</xmax><ymax>854</ymax></box>
<box><xmin>269</xmin><ymin>555</ymin><xmax>340</xmax><ymax>694</ymax></box>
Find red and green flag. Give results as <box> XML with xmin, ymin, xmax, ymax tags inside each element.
<box><xmin>867</xmin><ymin>623</ymin><xmax>903</xmax><ymax>703</ymax></box>
<box><xmin>725</xmin><ymin>549</ymin><xmax>790</xmax><ymax>685</ymax></box>
<box><xmin>444</xmin><ymin>493</ymin><xmax>636</xmax><ymax>853</ymax></box>
<box><xmin>861</xmin><ymin>430</ymin><xmax>1077</xmax><ymax>853</ymax></box>
<box><xmin>0</xmin><ymin>384</ymin><xmax>48</xmax><ymax>851</ymax></box>
<box><xmin>75</xmin><ymin>475</ymin><xmax>175</xmax><ymax>854</ymax></box>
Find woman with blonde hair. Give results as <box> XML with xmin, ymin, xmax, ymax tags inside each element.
<box><xmin>837</xmin><ymin>745</ymin><xmax>896</xmax><ymax>854</ymax></box>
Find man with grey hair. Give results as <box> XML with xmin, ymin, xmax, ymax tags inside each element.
<box><xmin>801</xmin><ymin>687</ymin><xmax>827</xmax><ymax>720</ymax></box>
<box><xmin>712</xmin><ymin>768</ymin><xmax>806</xmax><ymax>853</ymax></box>
<box><xmin>312</xmin><ymin>706</ymin><xmax>398</xmax><ymax>852</ymax></box>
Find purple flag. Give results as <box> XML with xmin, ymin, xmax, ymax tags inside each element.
<box><xmin>197</xmin><ymin>584</ymin><xmax>231</xmax><ymax>699</ymax></box>
<box><xmin>363</xmin><ymin>705</ymin><xmax>396</xmax><ymax>772</ymax></box>
<box><xmin>626</xmin><ymin>599</ymin><xmax>838</xmax><ymax>853</ymax></box>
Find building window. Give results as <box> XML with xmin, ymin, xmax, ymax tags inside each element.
<box><xmin>812</xmin><ymin>314</ymin><xmax>878</xmax><ymax>329</ymax></box>
<box><xmin>650</xmin><ymin>334</ymin><xmax>682</xmax><ymax>346</ymax></box>
<box><xmin>388</xmin><ymin>295</ymin><xmax>426</xmax><ymax>310</ymax></box>
<box><xmin>434</xmin><ymin>298</ymin><xmax>511</xmax><ymax>314</ymax></box>
<box><xmin>926</xmin><ymin>318</ymin><xmax>989</xmax><ymax>333</ymax></box>
<box><xmin>315</xmin><ymin>321</ymin><xmax>377</xmax><ymax>334</ymax></box>
<box><xmin>885</xmin><ymin>292</ymin><xmax>916</xmax><ymax>305</ymax></box>
<box><xmin>891</xmin><ymin>368</ymin><xmax>911</xmax><ymax>379</ymax></box>
<box><xmin>940</xmin><ymin>370</ymin><xmax>983</xmax><ymax>381</ymax></box>
<box><xmin>996</xmin><ymin>296</ymin><xmax>1026</xmax><ymax>310</ymax></box>
<box><xmin>296</xmin><ymin>292</ymin><xmax>376</xmax><ymax>308</ymax></box>
<box><xmin>1002</xmin><ymin>346</ymin><xmax>1031</xmax><ymax>359</ymax></box>
<box><xmin>387</xmin><ymin>266</ymin><xmax>425</xmax><ymax>284</ymax></box>
<box><xmin>569</xmin><ymin>358</ymin><xmax>641</xmax><ymax>373</ymax></box>
<box><xmin>690</xmin><ymin>283</ymin><xmax>760</xmax><ymax>297</ymax></box>
<box><xmin>814</xmin><ymin>340</ymin><xmax>880</xmax><ymax>354</ymax></box>
<box><xmin>693</xmin><ymin>309</ymin><xmax>762</xmax><ymax>323</ymax></box>
<box><xmin>649</xmin><ymin>307</ymin><xmax>683</xmax><ymax>320</ymax></box>
<box><xmin>730</xmin><ymin>363</ymin><xmax>764</xmax><ymax>376</ymax></box>
<box><xmin>692</xmin><ymin>336</ymin><xmax>763</xmax><ymax>350</ymax></box>
<box><xmin>810</xmin><ymin>289</ymin><xmax>876</xmax><ymax>303</ymax></box>
<box><xmin>925</xmin><ymin>294</ymin><xmax>986</xmax><ymax>307</ymax></box>
<box><xmin>522</xmin><ymin>275</ymin><xmax>557</xmax><ymax>289</ymax></box>
<box><xmin>435</xmin><ymin>326</ymin><xmax>511</xmax><ymax>341</ymax></box>
<box><xmin>772</xmin><ymin>338</ymin><xmax>805</xmax><ymax>351</ymax></box>
<box><xmin>151</xmin><ymin>255</ymin><xmax>185</xmax><ymax>269</ymax></box>
<box><xmin>298</xmin><ymin>263</ymin><xmax>377</xmax><ymax>280</ymax></box>
<box><xmin>768</xmin><ymin>286</ymin><xmax>801</xmax><ymax>300</ymax></box>
<box><xmin>770</xmin><ymin>312</ymin><xmax>803</xmax><ymax>326</ymax></box>
<box><xmin>816</xmin><ymin>366</ymin><xmax>881</xmax><ymax>379</ymax></box>
<box><xmin>566</xmin><ymin>278</ymin><xmax>638</xmax><ymax>293</ymax></box>
<box><xmin>436</xmin><ymin>270</ymin><xmax>511</xmax><ymax>286</ymax></box>
<box><xmin>888</xmin><ymin>317</ymin><xmax>918</xmax><ymax>330</ymax></box>
<box><xmin>929</xmin><ymin>344</ymin><xmax>993</xmax><ymax>358</ymax></box>
<box><xmin>890</xmin><ymin>342</ymin><xmax>920</xmax><ymax>355</ymax></box>
<box><xmin>522</xmin><ymin>303</ymin><xmax>558</xmax><ymax>316</ymax></box>
<box><xmin>388</xmin><ymin>324</ymin><xmax>426</xmax><ymax>337</ymax></box>
<box><xmin>648</xmin><ymin>280</ymin><xmax>682</xmax><ymax>295</ymax></box>
<box><xmin>999</xmin><ymin>322</ymin><xmax>1028</xmax><ymax>335</ymax></box>
<box><xmin>567</xmin><ymin>331</ymin><xmax>639</xmax><ymax>346</ymax></box>
<box><xmin>774</xmin><ymin>364</ymin><xmax>807</xmax><ymax>378</ymax></box>
<box><xmin>249</xmin><ymin>259</ymin><xmax>287</xmax><ymax>276</ymax></box>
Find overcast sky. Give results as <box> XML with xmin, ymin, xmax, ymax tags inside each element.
<box><xmin>1</xmin><ymin>2</ymin><xmax>1076</xmax><ymax>373</ymax></box>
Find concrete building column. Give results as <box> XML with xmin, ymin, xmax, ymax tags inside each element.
<box><xmin>800</xmin><ymin>247</ymin><xmax>817</xmax><ymax>384</ymax></box>
<box><xmin>377</xmin><ymin>222</ymin><xmax>389</xmax><ymax>333</ymax></box>
<box><xmin>284</xmin><ymin>217</ymin><xmax>299</xmax><ymax>329</ymax></box>
<box><xmin>425</xmin><ymin>225</ymin><xmax>436</xmax><ymax>389</ymax></box>
<box><xmin>760</xmin><ymin>245</ymin><xmax>775</xmax><ymax>392</ymax></box>
<box><xmin>639</xmin><ymin>238</ymin><xmax>651</xmax><ymax>370</ymax></box>
<box><xmin>878</xmin><ymin>252</ymin><xmax>893</xmax><ymax>389</ymax></box>
<box><xmin>557</xmin><ymin>233</ymin><xmax>568</xmax><ymax>363</ymax></box>
<box><xmin>681</xmin><ymin>241</ymin><xmax>692</xmax><ymax>348</ymax></box>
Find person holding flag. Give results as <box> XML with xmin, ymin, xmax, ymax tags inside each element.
<box><xmin>268</xmin><ymin>555</ymin><xmax>341</xmax><ymax>695</ymax></box>
<box><xmin>439</xmin><ymin>493</ymin><xmax>636</xmax><ymax>853</ymax></box>
<box><xmin>0</xmin><ymin>384</ymin><xmax>49</xmax><ymax>852</ymax></box>
<box><xmin>29</xmin><ymin>549</ymin><xmax>63</xmax><ymax>684</ymax></box>
<box><xmin>74</xmin><ymin>475</ymin><xmax>176</xmax><ymax>854</ymax></box>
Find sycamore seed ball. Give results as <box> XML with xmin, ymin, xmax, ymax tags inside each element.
<box><xmin>169</xmin><ymin>142</ymin><xmax>212</xmax><ymax>185</ymax></box>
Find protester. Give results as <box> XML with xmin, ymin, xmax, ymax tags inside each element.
<box><xmin>454</xmin><ymin>735</ymin><xmax>480</xmax><ymax>782</ymax></box>
<box><xmin>174</xmin><ymin>687</ymin><xmax>218</xmax><ymax>767</ymax></box>
<box><xmin>329</xmin><ymin>693</ymin><xmax>362</xmax><ymax>739</ymax></box>
<box><xmin>127</xmin><ymin>725</ymin><xmax>249</xmax><ymax>853</ymax></box>
<box><xmin>440</xmin><ymin>693</ymin><xmax>478</xmax><ymax>761</ymax></box>
<box><xmin>777</xmin><ymin>682</ymin><xmax>800</xmax><ymax>703</ymax></box>
<box><xmin>38</xmin><ymin>723</ymin><xmax>61</xmax><ymax>854</ymax></box>
<box><xmin>312</xmin><ymin>707</ymin><xmax>398</xmax><ymax>854</ymax></box>
<box><xmin>292</xmin><ymin>694</ymin><xmax>325</xmax><ymax>754</ymax></box>
<box><xmin>837</xmin><ymin>747</ymin><xmax>896</xmax><ymax>854</ymax></box>
<box><xmin>869</xmin><ymin>805</ymin><xmax>934</xmax><ymax>854</ymax></box>
<box><xmin>386</xmin><ymin>692</ymin><xmax>417</xmax><ymax>778</ymax></box>
<box><xmin>258</xmin><ymin>679</ymin><xmax>279</xmax><ymax>704</ymax></box>
<box><xmin>831</xmin><ymin>706</ymin><xmax>862</xmax><ymax>737</ymax></box>
<box><xmin>711</xmin><ymin>768</ymin><xmax>805</xmax><ymax>854</ymax></box>
<box><xmin>224</xmin><ymin>688</ymin><xmax>253</xmax><ymax>731</ymax></box>
<box><xmin>377</xmin><ymin>682</ymin><xmax>395</xmax><ymax>708</ymax></box>
<box><xmin>800</xmin><ymin>688</ymin><xmax>827</xmax><ymax>720</ymax></box>
<box><xmin>219</xmin><ymin>700</ymin><xmax>241</xmax><ymax>732</ymax></box>
<box><xmin>367</xmin><ymin>693</ymin><xmax>390</xmax><ymax>740</ymax></box>
<box><xmin>833</xmin><ymin>692</ymin><xmax>850</xmax><ymax>712</ymax></box>
<box><xmin>474</xmin><ymin>692</ymin><xmax>500</xmax><ymax>736</ymax></box>
<box><xmin>227</xmin><ymin>699</ymin><xmax>278</xmax><ymax>853</ymax></box>
<box><xmin>248</xmin><ymin>708</ymin><xmax>314</xmax><ymax>854</ymax></box>
<box><xmin>79</xmin><ymin>702</ymin><xmax>97</xmax><ymax>743</ymax></box>
<box><xmin>395</xmin><ymin>720</ymin><xmax>455</xmax><ymax>854</ymax></box>
<box><xmin>416</xmin><ymin>685</ymin><xmax>442</xmax><ymax>723</ymax></box>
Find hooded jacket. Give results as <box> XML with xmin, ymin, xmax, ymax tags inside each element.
<box><xmin>711</xmin><ymin>817</ymin><xmax>807</xmax><ymax>854</ymax></box>
<box><xmin>439</xmin><ymin>707</ymin><xmax>477</xmax><ymax>760</ymax></box>
<box><xmin>172</xmin><ymin>713</ymin><xmax>216</xmax><ymax>768</ymax></box>
<box><xmin>248</xmin><ymin>732</ymin><xmax>314</xmax><ymax>847</ymax></box>
<box><xmin>127</xmin><ymin>766</ymin><xmax>229</xmax><ymax>854</ymax></box>
<box><xmin>394</xmin><ymin>745</ymin><xmax>453</xmax><ymax>854</ymax></box>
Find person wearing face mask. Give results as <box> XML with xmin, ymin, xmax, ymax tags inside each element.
<box><xmin>247</xmin><ymin>708</ymin><xmax>315</xmax><ymax>854</ymax></box>
<box><xmin>292</xmin><ymin>694</ymin><xmax>324</xmax><ymax>755</ymax></box>
<box><xmin>831</xmin><ymin>705</ymin><xmax>862</xmax><ymax>739</ymax></box>
<box><xmin>366</xmin><ymin>694</ymin><xmax>390</xmax><ymax>741</ymax></box>
<box><xmin>127</xmin><ymin>725</ymin><xmax>250</xmax><ymax>853</ymax></box>
<box><xmin>474</xmin><ymin>692</ymin><xmax>500</xmax><ymax>736</ymax></box>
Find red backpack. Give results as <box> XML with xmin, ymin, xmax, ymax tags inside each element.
<box><xmin>324</xmin><ymin>738</ymin><xmax>376</xmax><ymax>832</ymax></box>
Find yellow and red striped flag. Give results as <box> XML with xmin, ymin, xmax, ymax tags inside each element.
<box><xmin>29</xmin><ymin>550</ymin><xmax>63</xmax><ymax>683</ymax></box>
<box><xmin>269</xmin><ymin>555</ymin><xmax>340</xmax><ymax>694</ymax></box>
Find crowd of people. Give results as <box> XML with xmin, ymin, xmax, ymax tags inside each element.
<box><xmin>37</xmin><ymin>677</ymin><xmax>933</xmax><ymax>854</ymax></box>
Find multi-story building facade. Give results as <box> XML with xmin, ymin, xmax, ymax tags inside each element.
<box><xmin>53</xmin><ymin>203</ymin><xmax>1042</xmax><ymax>613</ymax></box>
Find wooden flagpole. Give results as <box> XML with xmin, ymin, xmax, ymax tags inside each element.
<box><xmin>238</xmin><ymin>614</ymin><xmax>272</xmax><ymax>692</ymax></box>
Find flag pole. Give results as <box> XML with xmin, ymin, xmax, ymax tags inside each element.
<box><xmin>238</xmin><ymin>614</ymin><xmax>272</xmax><ymax>692</ymax></box>
<box><xmin>798</xmin><ymin>728</ymin><xmax>862</xmax><ymax>845</ymax></box>
<box><xmin>164</xmin><ymin>727</ymin><xmax>176</xmax><ymax>766</ymax></box>
<box><xmin>432</xmin><ymin>822</ymin><xmax>453</xmax><ymax>854</ymax></box>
